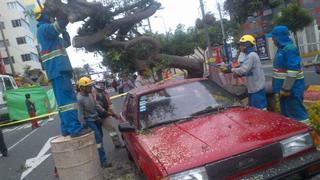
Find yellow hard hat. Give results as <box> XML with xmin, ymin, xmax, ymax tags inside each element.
<box><xmin>239</xmin><ymin>34</ymin><xmax>256</xmax><ymax>45</ymax></box>
<box><xmin>78</xmin><ymin>77</ymin><xmax>93</xmax><ymax>87</ymax></box>
<box><xmin>34</xmin><ymin>5</ymin><xmax>43</xmax><ymax>20</ymax></box>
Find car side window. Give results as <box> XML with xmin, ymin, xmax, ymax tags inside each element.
<box><xmin>3</xmin><ymin>77</ymin><xmax>13</xmax><ymax>90</ymax></box>
<box><xmin>126</xmin><ymin>96</ymin><xmax>135</xmax><ymax>125</ymax></box>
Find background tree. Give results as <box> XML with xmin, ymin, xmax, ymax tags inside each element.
<box><xmin>224</xmin><ymin>0</ymin><xmax>297</xmax><ymax>24</ymax></box>
<box><xmin>274</xmin><ymin>3</ymin><xmax>313</xmax><ymax>46</ymax></box>
<box><xmin>72</xmin><ymin>67</ymin><xmax>87</xmax><ymax>82</ymax></box>
<box><xmin>196</xmin><ymin>13</ymin><xmax>241</xmax><ymax>45</ymax></box>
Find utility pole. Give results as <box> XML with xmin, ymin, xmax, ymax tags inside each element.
<box><xmin>0</xmin><ymin>15</ymin><xmax>15</xmax><ymax>75</ymax></box>
<box><xmin>217</xmin><ymin>2</ymin><xmax>229</xmax><ymax>63</ymax></box>
<box><xmin>199</xmin><ymin>0</ymin><xmax>212</xmax><ymax>58</ymax></box>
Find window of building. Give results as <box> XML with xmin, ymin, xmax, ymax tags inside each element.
<box><xmin>7</xmin><ymin>1</ymin><xmax>25</xmax><ymax>12</ymax></box>
<box><xmin>16</xmin><ymin>37</ymin><xmax>26</xmax><ymax>45</ymax></box>
<box><xmin>12</xmin><ymin>19</ymin><xmax>21</xmax><ymax>27</ymax></box>
<box><xmin>11</xmin><ymin>19</ymin><xmax>29</xmax><ymax>29</ymax></box>
<box><xmin>3</xmin><ymin>57</ymin><xmax>15</xmax><ymax>65</ymax></box>
<box><xmin>0</xmin><ymin>21</ymin><xmax>5</xmax><ymax>29</ymax></box>
<box><xmin>21</xmin><ymin>54</ymin><xmax>32</xmax><ymax>62</ymax></box>
<box><xmin>0</xmin><ymin>39</ymin><xmax>10</xmax><ymax>48</ymax></box>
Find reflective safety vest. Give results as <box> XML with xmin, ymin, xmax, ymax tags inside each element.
<box><xmin>41</xmin><ymin>49</ymin><xmax>68</xmax><ymax>63</ymax></box>
<box><xmin>36</xmin><ymin>20</ymin><xmax>73</xmax><ymax>80</ymax></box>
<box><xmin>272</xmin><ymin>43</ymin><xmax>305</xmax><ymax>96</ymax></box>
<box><xmin>58</xmin><ymin>103</ymin><xmax>77</xmax><ymax>113</ymax></box>
<box><xmin>273</xmin><ymin>68</ymin><xmax>304</xmax><ymax>80</ymax></box>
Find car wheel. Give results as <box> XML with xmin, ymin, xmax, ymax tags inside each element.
<box><xmin>126</xmin><ymin>148</ymin><xmax>134</xmax><ymax>162</ymax></box>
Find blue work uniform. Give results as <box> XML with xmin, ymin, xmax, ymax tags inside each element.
<box><xmin>271</xmin><ymin>26</ymin><xmax>308</xmax><ymax>122</ymax></box>
<box><xmin>36</xmin><ymin>15</ymin><xmax>83</xmax><ymax>136</ymax></box>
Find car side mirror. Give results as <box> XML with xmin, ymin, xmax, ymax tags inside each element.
<box><xmin>118</xmin><ymin>122</ymin><xmax>136</xmax><ymax>132</ymax></box>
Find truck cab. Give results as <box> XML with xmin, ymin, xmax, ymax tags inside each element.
<box><xmin>0</xmin><ymin>75</ymin><xmax>18</xmax><ymax>118</ymax></box>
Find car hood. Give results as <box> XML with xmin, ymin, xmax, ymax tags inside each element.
<box><xmin>138</xmin><ymin>107</ymin><xmax>309</xmax><ymax>175</ymax></box>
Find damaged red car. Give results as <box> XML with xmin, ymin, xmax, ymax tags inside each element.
<box><xmin>118</xmin><ymin>78</ymin><xmax>320</xmax><ymax>180</ymax></box>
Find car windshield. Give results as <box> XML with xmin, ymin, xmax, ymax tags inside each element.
<box><xmin>138</xmin><ymin>80</ymin><xmax>239</xmax><ymax>129</ymax></box>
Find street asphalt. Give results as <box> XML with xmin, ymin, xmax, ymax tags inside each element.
<box><xmin>0</xmin><ymin>90</ymin><xmax>142</xmax><ymax>180</ymax></box>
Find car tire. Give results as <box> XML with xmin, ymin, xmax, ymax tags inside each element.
<box><xmin>126</xmin><ymin>148</ymin><xmax>134</xmax><ymax>162</ymax></box>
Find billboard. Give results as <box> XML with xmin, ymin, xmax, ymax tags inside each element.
<box><xmin>256</xmin><ymin>35</ymin><xmax>269</xmax><ymax>60</ymax></box>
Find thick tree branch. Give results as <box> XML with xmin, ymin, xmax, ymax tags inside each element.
<box><xmin>72</xmin><ymin>1</ymin><xmax>161</xmax><ymax>47</ymax></box>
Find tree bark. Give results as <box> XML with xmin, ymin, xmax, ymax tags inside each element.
<box><xmin>72</xmin><ymin>2</ymin><xmax>161</xmax><ymax>47</ymax></box>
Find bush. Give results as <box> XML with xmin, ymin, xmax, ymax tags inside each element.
<box><xmin>306</xmin><ymin>102</ymin><xmax>320</xmax><ymax>133</ymax></box>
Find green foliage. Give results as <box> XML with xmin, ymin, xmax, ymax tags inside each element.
<box><xmin>274</xmin><ymin>3</ymin><xmax>313</xmax><ymax>33</ymax></box>
<box><xmin>154</xmin><ymin>24</ymin><xmax>199</xmax><ymax>56</ymax></box>
<box><xmin>224</xmin><ymin>0</ymin><xmax>296</xmax><ymax>23</ymax></box>
<box><xmin>306</xmin><ymin>102</ymin><xmax>320</xmax><ymax>132</ymax></box>
<box><xmin>102</xmin><ymin>49</ymin><xmax>136</xmax><ymax>74</ymax></box>
<box><xmin>224</xmin><ymin>0</ymin><xmax>262</xmax><ymax>23</ymax></box>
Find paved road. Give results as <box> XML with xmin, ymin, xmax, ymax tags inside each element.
<box><xmin>0</xmin><ymin>117</ymin><xmax>59</xmax><ymax>180</ymax></box>
<box><xmin>0</xmin><ymin>90</ymin><xmax>141</xmax><ymax>180</ymax></box>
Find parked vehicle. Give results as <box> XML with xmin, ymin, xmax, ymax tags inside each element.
<box><xmin>0</xmin><ymin>75</ymin><xmax>18</xmax><ymax>118</ymax></box>
<box><xmin>118</xmin><ymin>78</ymin><xmax>320</xmax><ymax>180</ymax></box>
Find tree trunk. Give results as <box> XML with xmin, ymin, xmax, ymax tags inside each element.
<box><xmin>161</xmin><ymin>54</ymin><xmax>204</xmax><ymax>78</ymax></box>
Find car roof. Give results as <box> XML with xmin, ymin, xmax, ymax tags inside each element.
<box><xmin>128</xmin><ymin>78</ymin><xmax>206</xmax><ymax>96</ymax></box>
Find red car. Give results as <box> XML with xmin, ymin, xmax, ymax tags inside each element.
<box><xmin>118</xmin><ymin>78</ymin><xmax>320</xmax><ymax>180</ymax></box>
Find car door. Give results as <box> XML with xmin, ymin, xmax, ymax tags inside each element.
<box><xmin>121</xmin><ymin>94</ymin><xmax>139</xmax><ymax>160</ymax></box>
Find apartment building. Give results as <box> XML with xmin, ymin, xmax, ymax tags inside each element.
<box><xmin>0</xmin><ymin>0</ymin><xmax>41</xmax><ymax>75</ymax></box>
<box><xmin>241</xmin><ymin>0</ymin><xmax>320</xmax><ymax>58</ymax></box>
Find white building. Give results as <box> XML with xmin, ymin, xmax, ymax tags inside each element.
<box><xmin>0</xmin><ymin>0</ymin><xmax>41</xmax><ymax>75</ymax></box>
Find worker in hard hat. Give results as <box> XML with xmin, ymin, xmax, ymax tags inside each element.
<box><xmin>77</xmin><ymin>77</ymin><xmax>111</xmax><ymax>168</ymax></box>
<box><xmin>271</xmin><ymin>25</ymin><xmax>308</xmax><ymax>123</ymax></box>
<box><xmin>221</xmin><ymin>34</ymin><xmax>267</xmax><ymax>109</ymax></box>
<box><xmin>34</xmin><ymin>5</ymin><xmax>90</xmax><ymax>137</ymax></box>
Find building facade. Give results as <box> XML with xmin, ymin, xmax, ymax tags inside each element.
<box><xmin>0</xmin><ymin>0</ymin><xmax>41</xmax><ymax>75</ymax></box>
<box><xmin>241</xmin><ymin>0</ymin><xmax>320</xmax><ymax>58</ymax></box>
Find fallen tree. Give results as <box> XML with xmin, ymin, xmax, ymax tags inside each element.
<box><xmin>43</xmin><ymin>0</ymin><xmax>204</xmax><ymax>77</ymax></box>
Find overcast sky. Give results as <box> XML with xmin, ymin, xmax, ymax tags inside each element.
<box><xmin>66</xmin><ymin>0</ymin><xmax>226</xmax><ymax>73</ymax></box>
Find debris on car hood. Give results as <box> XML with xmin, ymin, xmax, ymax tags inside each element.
<box><xmin>138</xmin><ymin>107</ymin><xmax>309</xmax><ymax>175</ymax></box>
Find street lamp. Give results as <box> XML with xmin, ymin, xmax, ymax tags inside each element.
<box><xmin>154</xmin><ymin>16</ymin><xmax>168</xmax><ymax>35</ymax></box>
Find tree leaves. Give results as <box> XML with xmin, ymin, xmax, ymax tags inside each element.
<box><xmin>274</xmin><ymin>3</ymin><xmax>313</xmax><ymax>33</ymax></box>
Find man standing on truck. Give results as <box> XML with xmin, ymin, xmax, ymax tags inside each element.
<box><xmin>34</xmin><ymin>5</ymin><xmax>89</xmax><ymax>137</ymax></box>
<box><xmin>271</xmin><ymin>25</ymin><xmax>308</xmax><ymax>123</ymax></box>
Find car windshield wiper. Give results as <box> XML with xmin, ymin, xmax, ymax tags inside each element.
<box><xmin>191</xmin><ymin>104</ymin><xmax>243</xmax><ymax>117</ymax></box>
<box><xmin>147</xmin><ymin>116</ymin><xmax>193</xmax><ymax>129</ymax></box>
